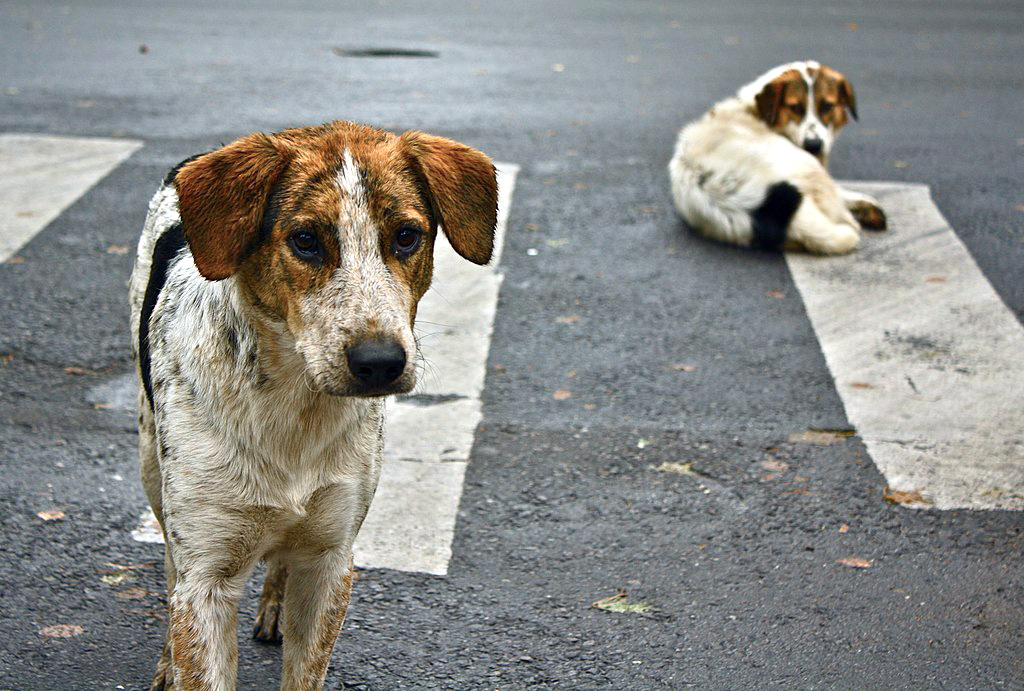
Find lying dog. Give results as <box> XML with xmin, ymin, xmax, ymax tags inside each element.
<box><xmin>129</xmin><ymin>121</ymin><xmax>498</xmax><ymax>689</ymax></box>
<box><xmin>669</xmin><ymin>60</ymin><xmax>886</xmax><ymax>254</ymax></box>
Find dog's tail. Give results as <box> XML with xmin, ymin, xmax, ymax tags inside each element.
<box><xmin>750</xmin><ymin>181</ymin><xmax>802</xmax><ymax>249</ymax></box>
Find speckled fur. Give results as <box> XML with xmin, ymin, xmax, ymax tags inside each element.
<box><xmin>129</xmin><ymin>121</ymin><xmax>497</xmax><ymax>690</ymax></box>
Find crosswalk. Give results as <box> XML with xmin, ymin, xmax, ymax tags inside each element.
<box><xmin>1</xmin><ymin>134</ymin><xmax>1020</xmax><ymax>582</ymax></box>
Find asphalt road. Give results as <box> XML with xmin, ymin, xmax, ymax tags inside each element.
<box><xmin>1</xmin><ymin>0</ymin><xmax>1022</xmax><ymax>688</ymax></box>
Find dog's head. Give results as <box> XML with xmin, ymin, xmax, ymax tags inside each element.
<box><xmin>746</xmin><ymin>61</ymin><xmax>858</xmax><ymax>165</ymax></box>
<box><xmin>173</xmin><ymin>122</ymin><xmax>497</xmax><ymax>397</ymax></box>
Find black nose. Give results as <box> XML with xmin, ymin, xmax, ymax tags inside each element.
<box><xmin>803</xmin><ymin>137</ymin><xmax>824</xmax><ymax>156</ymax></box>
<box><xmin>347</xmin><ymin>340</ymin><xmax>406</xmax><ymax>389</ymax></box>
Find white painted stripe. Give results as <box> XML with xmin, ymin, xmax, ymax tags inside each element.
<box><xmin>353</xmin><ymin>162</ymin><xmax>519</xmax><ymax>574</ymax></box>
<box><xmin>787</xmin><ymin>182</ymin><xmax>1024</xmax><ymax>510</ymax></box>
<box><xmin>0</xmin><ymin>134</ymin><xmax>143</xmax><ymax>262</ymax></box>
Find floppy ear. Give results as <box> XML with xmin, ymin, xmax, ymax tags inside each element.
<box><xmin>400</xmin><ymin>131</ymin><xmax>498</xmax><ymax>265</ymax></box>
<box><xmin>174</xmin><ymin>132</ymin><xmax>290</xmax><ymax>280</ymax></box>
<box><xmin>755</xmin><ymin>78</ymin><xmax>787</xmax><ymax>127</ymax></box>
<box><xmin>838</xmin><ymin>77</ymin><xmax>859</xmax><ymax>121</ymax></box>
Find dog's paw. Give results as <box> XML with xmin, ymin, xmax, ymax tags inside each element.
<box><xmin>850</xmin><ymin>200</ymin><xmax>887</xmax><ymax>231</ymax></box>
<box><xmin>253</xmin><ymin>598</ymin><xmax>284</xmax><ymax>644</ymax></box>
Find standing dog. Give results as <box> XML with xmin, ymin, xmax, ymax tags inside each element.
<box><xmin>669</xmin><ymin>60</ymin><xmax>886</xmax><ymax>254</ymax></box>
<box><xmin>129</xmin><ymin>121</ymin><xmax>498</xmax><ymax>689</ymax></box>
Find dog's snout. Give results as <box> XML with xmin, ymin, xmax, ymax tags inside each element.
<box><xmin>803</xmin><ymin>137</ymin><xmax>824</xmax><ymax>157</ymax></box>
<box><xmin>347</xmin><ymin>339</ymin><xmax>407</xmax><ymax>389</ymax></box>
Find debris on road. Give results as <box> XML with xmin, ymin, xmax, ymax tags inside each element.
<box><xmin>592</xmin><ymin>590</ymin><xmax>652</xmax><ymax>614</ymax></box>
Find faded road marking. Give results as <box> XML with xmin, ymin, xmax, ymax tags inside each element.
<box><xmin>0</xmin><ymin>133</ymin><xmax>142</xmax><ymax>262</ymax></box>
<box><xmin>354</xmin><ymin>162</ymin><xmax>519</xmax><ymax>574</ymax></box>
<box><xmin>787</xmin><ymin>182</ymin><xmax>1023</xmax><ymax>510</ymax></box>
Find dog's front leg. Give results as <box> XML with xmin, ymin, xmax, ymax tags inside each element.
<box><xmin>839</xmin><ymin>186</ymin><xmax>887</xmax><ymax>230</ymax></box>
<box><xmin>280</xmin><ymin>547</ymin><xmax>355</xmax><ymax>689</ymax></box>
<box><xmin>164</xmin><ymin>513</ymin><xmax>266</xmax><ymax>690</ymax></box>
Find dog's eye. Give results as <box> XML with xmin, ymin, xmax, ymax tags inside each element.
<box><xmin>819</xmin><ymin>102</ymin><xmax>834</xmax><ymax>115</ymax></box>
<box><xmin>791</xmin><ymin>103</ymin><xmax>806</xmax><ymax>117</ymax></box>
<box><xmin>393</xmin><ymin>225</ymin><xmax>422</xmax><ymax>258</ymax></box>
<box><xmin>289</xmin><ymin>230</ymin><xmax>323</xmax><ymax>264</ymax></box>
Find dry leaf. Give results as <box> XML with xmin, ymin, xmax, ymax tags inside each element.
<box><xmin>761</xmin><ymin>459</ymin><xmax>789</xmax><ymax>472</ymax></box>
<box><xmin>883</xmin><ymin>487</ymin><xmax>931</xmax><ymax>506</ymax></box>
<box><xmin>839</xmin><ymin>523</ymin><xmax>850</xmax><ymax>534</ymax></box>
<box><xmin>788</xmin><ymin>428</ymin><xmax>854</xmax><ymax>445</ymax></box>
<box><xmin>592</xmin><ymin>590</ymin><xmax>652</xmax><ymax>614</ymax></box>
<box><xmin>115</xmin><ymin>588</ymin><xmax>152</xmax><ymax>600</ymax></box>
<box><xmin>40</xmin><ymin>624</ymin><xmax>84</xmax><ymax>638</ymax></box>
<box><xmin>671</xmin><ymin>363</ymin><xmax>697</xmax><ymax>373</ymax></box>
<box><xmin>837</xmin><ymin>557</ymin><xmax>873</xmax><ymax>569</ymax></box>
<box><xmin>766</xmin><ymin>290</ymin><xmax>786</xmax><ymax>299</ymax></box>
<box><xmin>0</xmin><ymin>353</ymin><xmax>12</xmax><ymax>366</ymax></box>
<box><xmin>101</xmin><ymin>573</ymin><xmax>136</xmax><ymax>586</ymax></box>
<box><xmin>925</xmin><ymin>276</ymin><xmax>947</xmax><ymax>284</ymax></box>
<box><xmin>847</xmin><ymin>21</ymin><xmax>860</xmax><ymax>31</ymax></box>
<box><xmin>105</xmin><ymin>245</ymin><xmax>130</xmax><ymax>255</ymax></box>
<box><xmin>849</xmin><ymin>381</ymin><xmax>873</xmax><ymax>389</ymax></box>
<box><xmin>64</xmin><ymin>366</ymin><xmax>96</xmax><ymax>376</ymax></box>
<box><xmin>37</xmin><ymin>510</ymin><xmax>65</xmax><ymax>521</ymax></box>
<box><xmin>655</xmin><ymin>462</ymin><xmax>695</xmax><ymax>476</ymax></box>
<box><xmin>556</xmin><ymin>315</ymin><xmax>581</xmax><ymax>325</ymax></box>
<box><xmin>93</xmin><ymin>403</ymin><xmax>113</xmax><ymax>410</ymax></box>
<box><xmin>553</xmin><ymin>389</ymin><xmax>572</xmax><ymax>401</ymax></box>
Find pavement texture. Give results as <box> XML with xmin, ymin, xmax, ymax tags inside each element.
<box><xmin>0</xmin><ymin>0</ymin><xmax>1021</xmax><ymax>688</ymax></box>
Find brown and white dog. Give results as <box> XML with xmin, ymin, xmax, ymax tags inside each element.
<box><xmin>129</xmin><ymin>121</ymin><xmax>498</xmax><ymax>689</ymax></box>
<box><xmin>669</xmin><ymin>60</ymin><xmax>886</xmax><ymax>254</ymax></box>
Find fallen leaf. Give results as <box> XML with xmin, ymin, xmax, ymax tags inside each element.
<box><xmin>1</xmin><ymin>353</ymin><xmax>12</xmax><ymax>366</ymax></box>
<box><xmin>101</xmin><ymin>573</ymin><xmax>135</xmax><ymax>586</ymax></box>
<box><xmin>671</xmin><ymin>363</ymin><xmax>697</xmax><ymax>373</ymax></box>
<box><xmin>837</xmin><ymin>557</ymin><xmax>873</xmax><ymax>569</ymax></box>
<box><xmin>93</xmin><ymin>403</ymin><xmax>113</xmax><ymax>410</ymax></box>
<box><xmin>847</xmin><ymin>21</ymin><xmax>860</xmax><ymax>31</ymax></box>
<box><xmin>492</xmin><ymin>364</ymin><xmax>507</xmax><ymax>374</ymax></box>
<box><xmin>839</xmin><ymin>523</ymin><xmax>850</xmax><ymax>534</ymax></box>
<box><xmin>655</xmin><ymin>461</ymin><xmax>695</xmax><ymax>476</ymax></box>
<box><xmin>760</xmin><ymin>459</ymin><xmax>789</xmax><ymax>472</ymax></box>
<box><xmin>766</xmin><ymin>290</ymin><xmax>785</xmax><ymax>299</ymax></box>
<box><xmin>925</xmin><ymin>275</ymin><xmax>947</xmax><ymax>284</ymax></box>
<box><xmin>63</xmin><ymin>366</ymin><xmax>96</xmax><ymax>376</ymax></box>
<box><xmin>115</xmin><ymin>588</ymin><xmax>153</xmax><ymax>601</ymax></box>
<box><xmin>556</xmin><ymin>315</ymin><xmax>581</xmax><ymax>325</ymax></box>
<box><xmin>788</xmin><ymin>428</ymin><xmax>855</xmax><ymax>445</ymax></box>
<box><xmin>105</xmin><ymin>245</ymin><xmax>130</xmax><ymax>255</ymax></box>
<box><xmin>592</xmin><ymin>591</ymin><xmax>652</xmax><ymax>614</ymax></box>
<box><xmin>849</xmin><ymin>381</ymin><xmax>873</xmax><ymax>389</ymax></box>
<box><xmin>37</xmin><ymin>510</ymin><xmax>65</xmax><ymax>521</ymax></box>
<box><xmin>40</xmin><ymin>624</ymin><xmax>84</xmax><ymax>638</ymax></box>
<box><xmin>553</xmin><ymin>389</ymin><xmax>572</xmax><ymax>401</ymax></box>
<box><xmin>883</xmin><ymin>487</ymin><xmax>931</xmax><ymax>506</ymax></box>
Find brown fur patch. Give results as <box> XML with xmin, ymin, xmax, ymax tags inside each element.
<box><xmin>814</xmin><ymin>65</ymin><xmax>857</xmax><ymax>128</ymax></box>
<box><xmin>755</xmin><ymin>69</ymin><xmax>808</xmax><ymax>130</ymax></box>
<box><xmin>169</xmin><ymin>601</ymin><xmax>209</xmax><ymax>689</ymax></box>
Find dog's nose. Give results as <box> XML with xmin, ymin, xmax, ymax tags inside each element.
<box><xmin>803</xmin><ymin>137</ymin><xmax>824</xmax><ymax>157</ymax></box>
<box><xmin>347</xmin><ymin>339</ymin><xmax>406</xmax><ymax>389</ymax></box>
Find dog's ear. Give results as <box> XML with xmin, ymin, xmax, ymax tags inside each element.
<box><xmin>755</xmin><ymin>77</ymin><xmax>788</xmax><ymax>128</ymax></box>
<box><xmin>400</xmin><ymin>131</ymin><xmax>498</xmax><ymax>265</ymax></box>
<box><xmin>174</xmin><ymin>133</ymin><xmax>290</xmax><ymax>280</ymax></box>
<box><xmin>838</xmin><ymin>76</ymin><xmax>858</xmax><ymax>121</ymax></box>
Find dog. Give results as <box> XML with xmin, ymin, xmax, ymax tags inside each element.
<box><xmin>668</xmin><ymin>60</ymin><xmax>886</xmax><ymax>254</ymax></box>
<box><xmin>129</xmin><ymin>121</ymin><xmax>498</xmax><ymax>689</ymax></box>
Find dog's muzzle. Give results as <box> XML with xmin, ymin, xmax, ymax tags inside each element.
<box><xmin>802</xmin><ymin>136</ymin><xmax>824</xmax><ymax>157</ymax></box>
<box><xmin>346</xmin><ymin>339</ymin><xmax>407</xmax><ymax>392</ymax></box>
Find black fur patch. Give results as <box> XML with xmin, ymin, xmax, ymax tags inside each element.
<box><xmin>751</xmin><ymin>181</ymin><xmax>802</xmax><ymax>250</ymax></box>
<box><xmin>162</xmin><ymin>152</ymin><xmax>208</xmax><ymax>187</ymax></box>
<box><xmin>140</xmin><ymin>224</ymin><xmax>187</xmax><ymax>410</ymax></box>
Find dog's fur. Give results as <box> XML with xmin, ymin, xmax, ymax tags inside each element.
<box><xmin>129</xmin><ymin>121</ymin><xmax>498</xmax><ymax>689</ymax></box>
<box><xmin>669</xmin><ymin>60</ymin><xmax>886</xmax><ymax>254</ymax></box>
